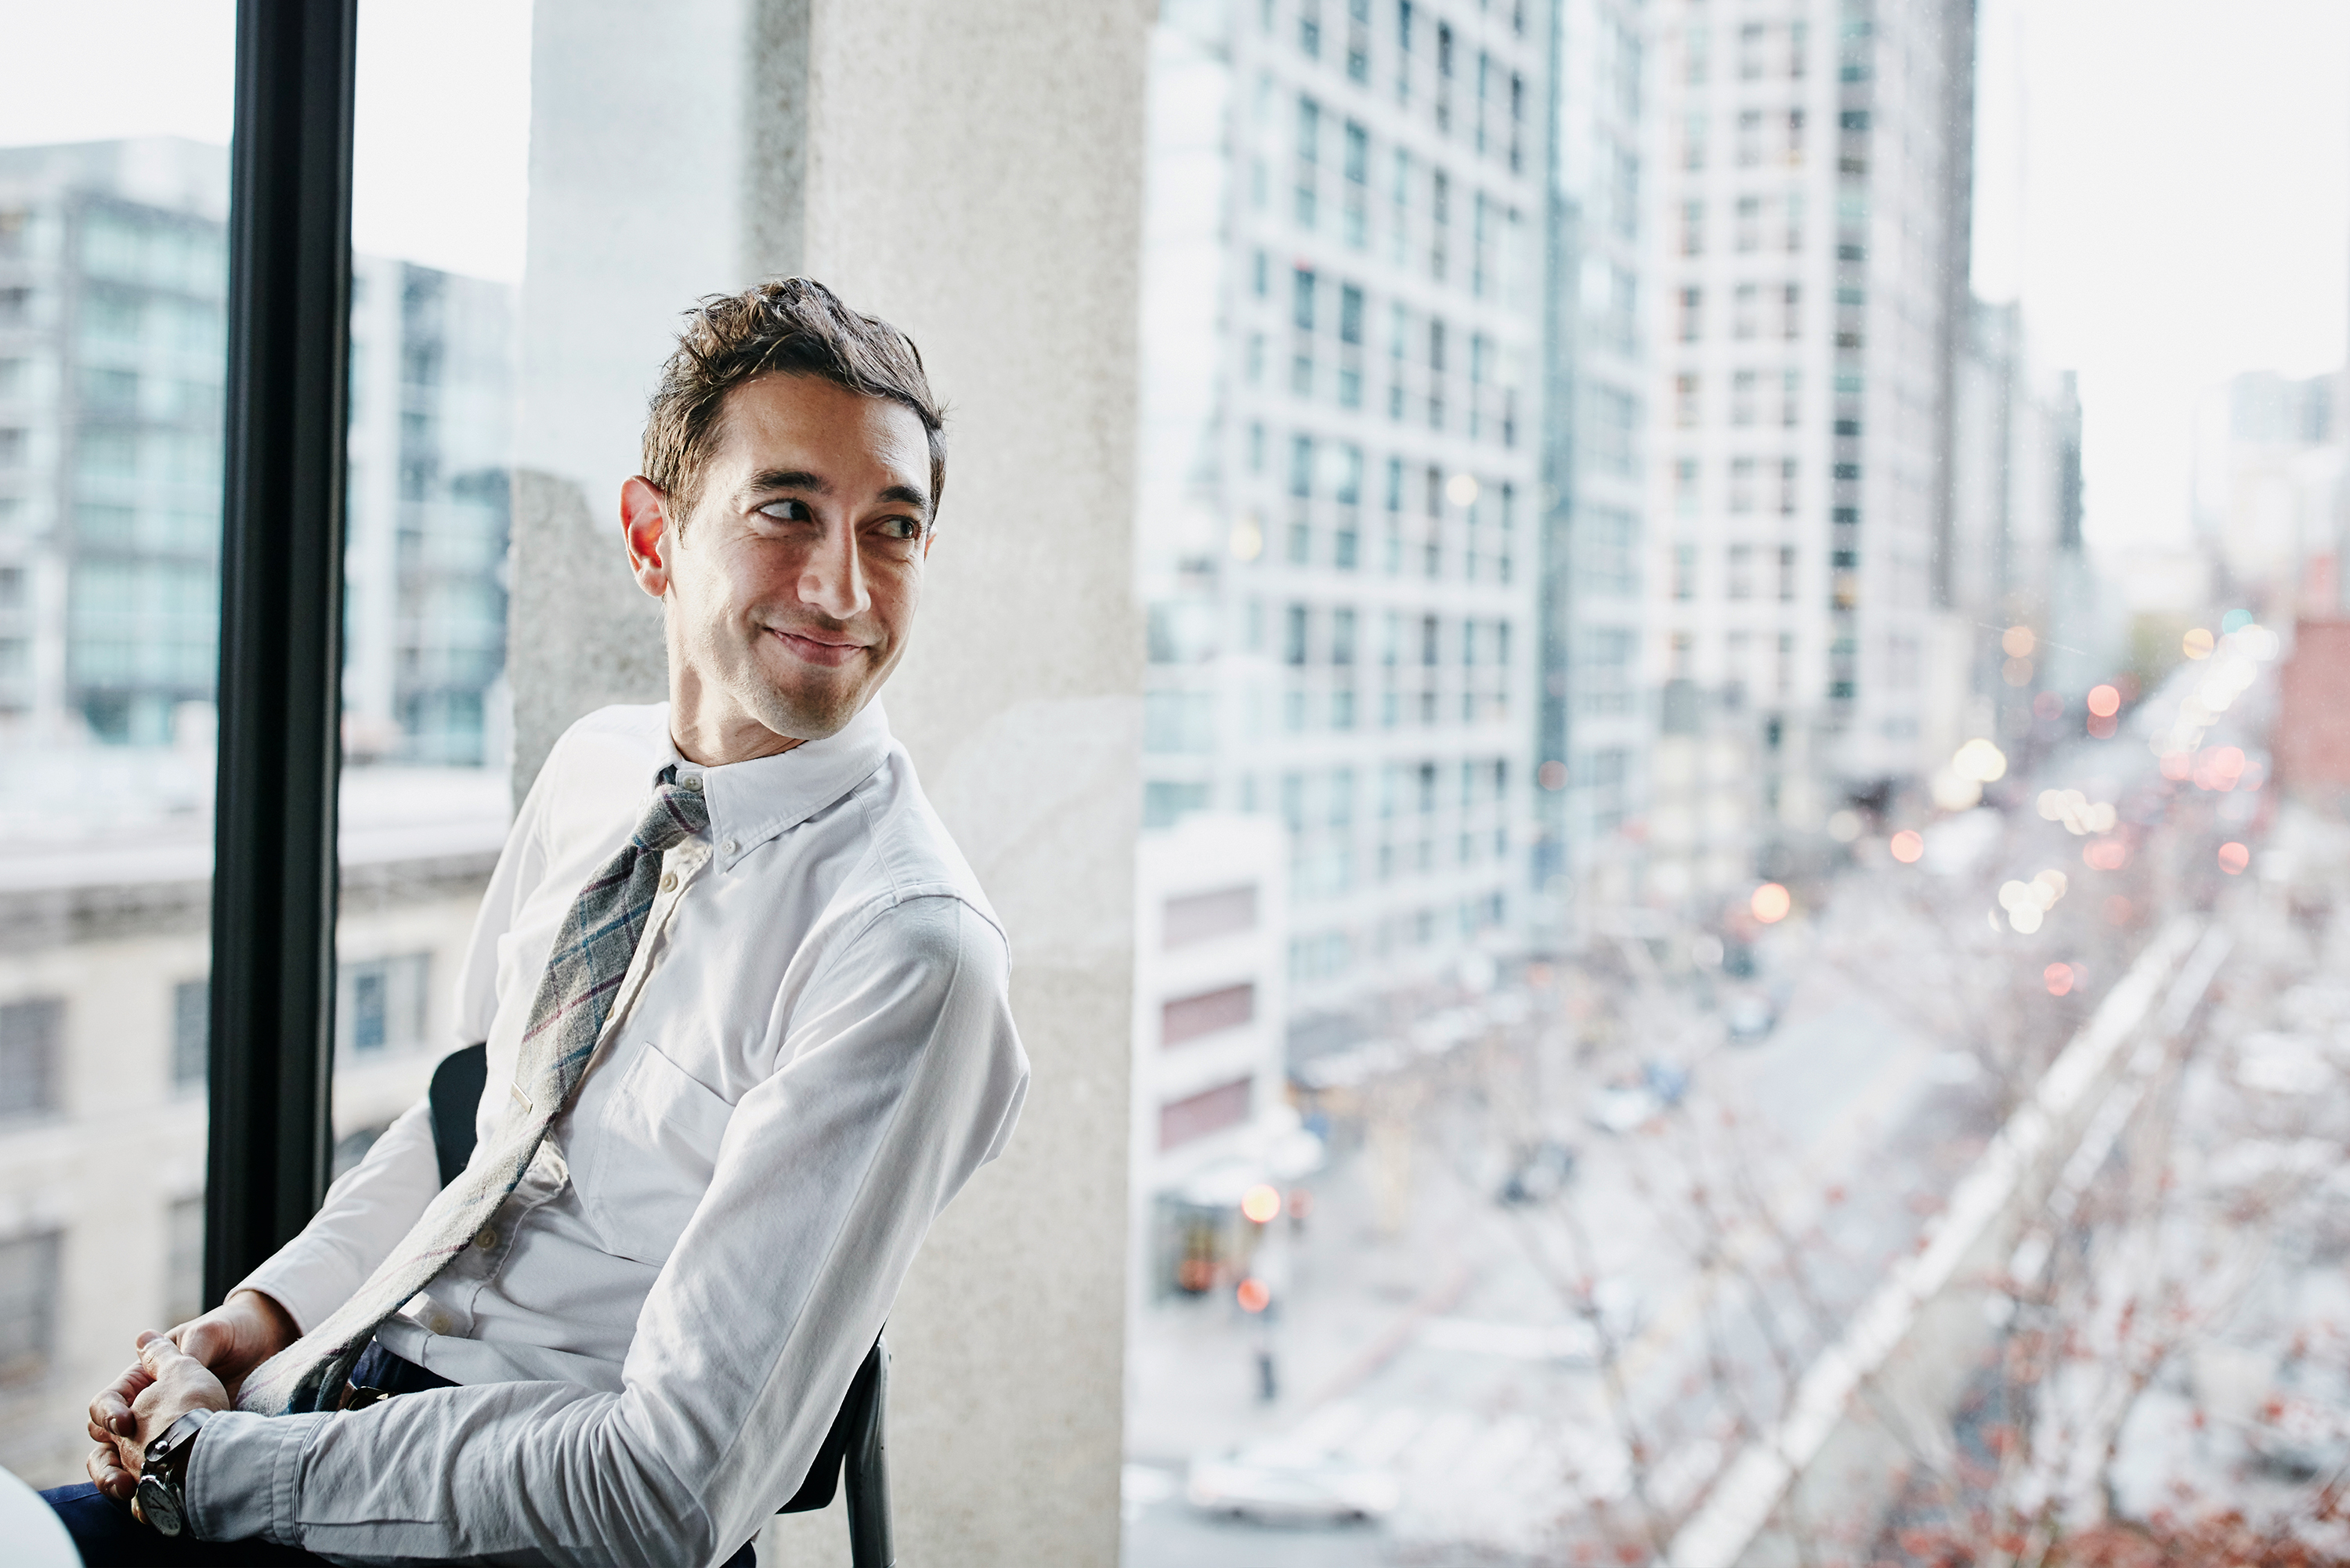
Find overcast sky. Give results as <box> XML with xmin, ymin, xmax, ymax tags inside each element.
<box><xmin>1973</xmin><ymin>0</ymin><xmax>2346</xmax><ymax>557</ymax></box>
<box><xmin>0</xmin><ymin>0</ymin><xmax>532</xmax><ymax>281</ymax></box>
<box><xmin>2</xmin><ymin>1</ymin><xmax>2344</xmax><ymax>564</ymax></box>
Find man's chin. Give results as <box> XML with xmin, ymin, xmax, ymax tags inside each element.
<box><xmin>743</xmin><ymin>684</ymin><xmax>866</xmax><ymax>744</ymax></box>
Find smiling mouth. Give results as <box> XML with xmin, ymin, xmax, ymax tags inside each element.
<box><xmin>768</xmin><ymin>627</ymin><xmax>870</xmax><ymax>668</ymax></box>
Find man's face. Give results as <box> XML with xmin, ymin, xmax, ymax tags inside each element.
<box><xmin>627</xmin><ymin>374</ymin><xmax>935</xmax><ymax>751</ymax></box>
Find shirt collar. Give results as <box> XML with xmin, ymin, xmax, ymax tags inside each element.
<box><xmin>654</xmin><ymin>699</ymin><xmax>894</xmax><ymax>867</ymax></box>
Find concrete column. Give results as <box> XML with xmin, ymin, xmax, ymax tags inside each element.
<box><xmin>512</xmin><ymin>4</ymin><xmax>1144</xmax><ymax>1564</ymax></box>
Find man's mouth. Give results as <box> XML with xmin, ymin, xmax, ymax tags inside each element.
<box><xmin>768</xmin><ymin>626</ymin><xmax>869</xmax><ymax>669</ymax></box>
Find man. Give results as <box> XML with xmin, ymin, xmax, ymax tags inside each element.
<box><xmin>49</xmin><ymin>277</ymin><xmax>1029</xmax><ymax>1566</ymax></box>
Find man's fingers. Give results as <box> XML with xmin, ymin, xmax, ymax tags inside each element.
<box><xmin>85</xmin><ymin>1443</ymin><xmax>133</xmax><ymax>1501</ymax></box>
<box><xmin>91</xmin><ymin>1360</ymin><xmax>154</xmax><ymax>1437</ymax></box>
<box><xmin>137</xmin><ymin>1331</ymin><xmax>194</xmax><ymax>1376</ymax></box>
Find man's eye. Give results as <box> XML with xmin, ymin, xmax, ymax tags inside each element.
<box><xmin>873</xmin><ymin>517</ymin><xmax>922</xmax><ymax>542</ymax></box>
<box><xmin>757</xmin><ymin>500</ymin><xmax>815</xmax><ymax>523</ymax></box>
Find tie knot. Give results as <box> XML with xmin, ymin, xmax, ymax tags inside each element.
<box><xmin>633</xmin><ymin>775</ymin><xmax>710</xmax><ymax>853</ymax></box>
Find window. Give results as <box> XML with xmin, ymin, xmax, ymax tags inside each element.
<box><xmin>336</xmin><ymin>953</ymin><xmax>430</xmax><ymax>1055</ymax></box>
<box><xmin>1285</xmin><ymin>603</ymin><xmax>1309</xmax><ymax>665</ymax></box>
<box><xmin>1676</xmin><ymin>374</ymin><xmax>1701</xmax><ymax>428</ymax></box>
<box><xmin>1786</xmin><ymin>191</ymin><xmax>1806</xmax><ymax>251</ymax></box>
<box><xmin>1786</xmin><ymin>109</ymin><xmax>1806</xmax><ymax>165</ymax></box>
<box><xmin>1740</xmin><ymin>22</ymin><xmax>1768</xmax><ymax>79</ymax></box>
<box><xmin>1673</xmin><ymin>544</ymin><xmax>1697</xmax><ymax>601</ymax></box>
<box><xmin>1782</xmin><ymin>284</ymin><xmax>1802</xmax><ymax>340</ymax></box>
<box><xmin>1728</xmin><ymin>542</ymin><xmax>1755</xmax><ymax>598</ymax></box>
<box><xmin>1779</xmin><ymin>544</ymin><xmax>1799</xmax><ymax>601</ymax></box>
<box><xmin>1736</xmin><ymin>196</ymin><xmax>1760</xmax><ymax>253</ymax></box>
<box><xmin>1738</xmin><ymin>110</ymin><xmax>1763</xmax><ymax>167</ymax></box>
<box><xmin>1782</xmin><ymin>367</ymin><xmax>1803</xmax><ymax>425</ymax></box>
<box><xmin>1292</xmin><ymin>267</ymin><xmax>1316</xmax><ymax>332</ymax></box>
<box><xmin>1675</xmin><ymin>457</ymin><xmax>1700</xmax><ymax>516</ymax></box>
<box><xmin>1290</xmin><ymin>435</ymin><xmax>1314</xmax><ymax>497</ymax></box>
<box><xmin>1780</xmin><ymin>458</ymin><xmax>1800</xmax><ymax>515</ymax></box>
<box><xmin>1339</xmin><ymin>284</ymin><xmax>1363</xmax><ymax>345</ymax></box>
<box><xmin>1680</xmin><ymin>199</ymin><xmax>1704</xmax><ymax>257</ymax></box>
<box><xmin>1683</xmin><ymin>111</ymin><xmax>1707</xmax><ymax>171</ymax></box>
<box><xmin>1684</xmin><ymin>24</ymin><xmax>1708</xmax><ymax>85</ymax></box>
<box><xmin>0</xmin><ymin>1231</ymin><xmax>62</xmax><ymax>1383</ymax></box>
<box><xmin>1731</xmin><ymin>370</ymin><xmax>1756</xmax><ymax>426</ymax></box>
<box><xmin>1734</xmin><ymin>283</ymin><xmax>1759</xmax><ymax>339</ymax></box>
<box><xmin>0</xmin><ymin>999</ymin><xmax>61</xmax><ymax>1119</ymax></box>
<box><xmin>1730</xmin><ymin>457</ymin><xmax>1756</xmax><ymax>512</ymax></box>
<box><xmin>172</xmin><ymin>978</ymin><xmax>208</xmax><ymax>1089</ymax></box>
<box><xmin>1679</xmin><ymin>287</ymin><xmax>1702</xmax><ymax>342</ymax></box>
<box><xmin>1162</xmin><ymin>984</ymin><xmax>1256</xmax><ymax>1047</ymax></box>
<box><xmin>1159</xmin><ymin>1078</ymin><xmax>1252</xmax><ymax>1150</ymax></box>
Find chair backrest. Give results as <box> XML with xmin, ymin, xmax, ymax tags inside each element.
<box><xmin>425</xmin><ymin>1046</ymin><xmax>894</xmax><ymax>1566</ymax></box>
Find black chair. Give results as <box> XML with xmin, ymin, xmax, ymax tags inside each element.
<box><xmin>428</xmin><ymin>1045</ymin><xmax>894</xmax><ymax>1566</ymax></box>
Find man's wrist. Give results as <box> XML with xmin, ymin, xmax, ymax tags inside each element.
<box><xmin>135</xmin><ymin>1409</ymin><xmax>214</xmax><ymax>1537</ymax></box>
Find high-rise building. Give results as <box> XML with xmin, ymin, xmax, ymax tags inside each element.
<box><xmin>0</xmin><ymin>138</ymin><xmax>513</xmax><ymax>767</ymax></box>
<box><xmin>1534</xmin><ymin>0</ymin><xmax>1653</xmax><ymax>923</ymax></box>
<box><xmin>344</xmin><ymin>256</ymin><xmax>514</xmax><ymax>767</ymax></box>
<box><xmin>0</xmin><ymin>139</ymin><xmax>230</xmax><ymax>749</ymax></box>
<box><xmin>1643</xmin><ymin>0</ymin><xmax>1974</xmax><ymax>887</ymax></box>
<box><xmin>1137</xmin><ymin>0</ymin><xmax>1549</xmax><ymax>1035</ymax></box>
<box><xmin>2191</xmin><ymin>368</ymin><xmax>2345</xmax><ymax>620</ymax></box>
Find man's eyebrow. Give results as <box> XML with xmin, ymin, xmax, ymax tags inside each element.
<box><xmin>877</xmin><ymin>482</ymin><xmax>934</xmax><ymax>518</ymax></box>
<box><xmin>744</xmin><ymin>468</ymin><xmax>832</xmax><ymax>497</ymax></box>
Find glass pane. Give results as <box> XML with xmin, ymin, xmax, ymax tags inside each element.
<box><xmin>0</xmin><ymin>0</ymin><xmax>235</xmax><ymax>1483</ymax></box>
<box><xmin>1124</xmin><ymin>2</ymin><xmax>2349</xmax><ymax>1564</ymax></box>
<box><xmin>328</xmin><ymin>2</ymin><xmax>530</xmax><ymax>1175</ymax></box>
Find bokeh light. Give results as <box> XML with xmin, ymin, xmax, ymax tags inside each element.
<box><xmin>2182</xmin><ymin>627</ymin><xmax>2214</xmax><ymax>659</ymax></box>
<box><xmin>1236</xmin><ymin>1277</ymin><xmax>1271</xmax><ymax>1313</ymax></box>
<box><xmin>2103</xmin><ymin>894</ymin><xmax>2135</xmax><ymax>926</ymax></box>
<box><xmin>2083</xmin><ymin>839</ymin><xmax>2128</xmax><ymax>871</ymax></box>
<box><xmin>1889</xmin><ymin>829</ymin><xmax>1923</xmax><ymax>864</ymax></box>
<box><xmin>1538</xmin><ymin>759</ymin><xmax>1567</xmax><ymax>791</ymax></box>
<box><xmin>1751</xmin><ymin>883</ymin><xmax>1792</xmax><ymax>923</ymax></box>
<box><xmin>2044</xmin><ymin>963</ymin><xmax>2075</xmax><ymax>997</ymax></box>
<box><xmin>2218</xmin><ymin>842</ymin><xmax>2251</xmax><ymax>876</ymax></box>
<box><xmin>1445</xmin><ymin>472</ymin><xmax>1480</xmax><ymax>507</ymax></box>
<box><xmin>1228</xmin><ymin>515</ymin><xmax>1264</xmax><ymax>561</ymax></box>
<box><xmin>2086</xmin><ymin>684</ymin><xmax>2121</xmax><ymax>718</ymax></box>
<box><xmin>1240</xmin><ymin>1183</ymin><xmax>1281</xmax><ymax>1224</ymax></box>
<box><xmin>2001</xmin><ymin>625</ymin><xmax>2036</xmax><ymax>659</ymax></box>
<box><xmin>1952</xmin><ymin>738</ymin><xmax>2008</xmax><ymax>784</ymax></box>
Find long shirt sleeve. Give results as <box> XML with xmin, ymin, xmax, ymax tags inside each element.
<box><xmin>189</xmin><ymin>893</ymin><xmax>1025</xmax><ymax>1566</ymax></box>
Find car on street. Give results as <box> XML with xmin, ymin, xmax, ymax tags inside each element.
<box><xmin>1184</xmin><ymin>1440</ymin><xmax>1401</xmax><ymax>1525</ymax></box>
<box><xmin>1496</xmin><ymin>1137</ymin><xmax>1578</xmax><ymax>1205</ymax></box>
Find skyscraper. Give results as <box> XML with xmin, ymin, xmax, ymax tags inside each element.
<box><xmin>1644</xmin><ymin>0</ymin><xmax>1974</xmax><ymax>889</ymax></box>
<box><xmin>1535</xmin><ymin>0</ymin><xmax>1653</xmax><ymax>923</ymax></box>
<box><xmin>0</xmin><ymin>138</ymin><xmax>513</xmax><ymax>768</ymax></box>
<box><xmin>1137</xmin><ymin>0</ymin><xmax>1549</xmax><ymax>1039</ymax></box>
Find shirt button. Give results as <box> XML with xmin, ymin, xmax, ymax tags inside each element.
<box><xmin>660</xmin><ymin>872</ymin><xmax>678</xmax><ymax>892</ymax></box>
<box><xmin>474</xmin><ymin>1227</ymin><xmax>497</xmax><ymax>1250</ymax></box>
<box><xmin>723</xmin><ymin>840</ymin><xmax>739</xmax><ymax>854</ymax></box>
<box><xmin>678</xmin><ymin>775</ymin><xmax>703</xmax><ymax>792</ymax></box>
<box><xmin>426</xmin><ymin>1312</ymin><xmax>452</xmax><ymax>1335</ymax></box>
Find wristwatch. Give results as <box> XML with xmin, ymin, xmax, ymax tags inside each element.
<box><xmin>134</xmin><ymin>1409</ymin><xmax>214</xmax><ymax>1538</ymax></box>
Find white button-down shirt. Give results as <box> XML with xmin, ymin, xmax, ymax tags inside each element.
<box><xmin>189</xmin><ymin>700</ymin><xmax>1029</xmax><ymax>1567</ymax></box>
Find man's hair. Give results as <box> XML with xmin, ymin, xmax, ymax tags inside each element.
<box><xmin>642</xmin><ymin>276</ymin><xmax>946</xmax><ymax>526</ymax></box>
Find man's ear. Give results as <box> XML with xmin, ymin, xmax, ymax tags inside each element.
<box><xmin>620</xmin><ymin>477</ymin><xmax>674</xmax><ymax>600</ymax></box>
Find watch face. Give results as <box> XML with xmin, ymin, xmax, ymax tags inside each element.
<box><xmin>136</xmin><ymin>1472</ymin><xmax>186</xmax><ymax>1537</ymax></box>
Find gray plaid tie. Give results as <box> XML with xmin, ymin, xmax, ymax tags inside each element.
<box><xmin>237</xmin><ymin>771</ymin><xmax>710</xmax><ymax>1415</ymax></box>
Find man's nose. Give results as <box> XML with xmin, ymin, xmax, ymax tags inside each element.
<box><xmin>800</xmin><ymin>518</ymin><xmax>870</xmax><ymax>620</ymax></box>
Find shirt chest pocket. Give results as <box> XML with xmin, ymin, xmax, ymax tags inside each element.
<box><xmin>572</xmin><ymin>1042</ymin><xmax>738</xmax><ymax>1268</ymax></box>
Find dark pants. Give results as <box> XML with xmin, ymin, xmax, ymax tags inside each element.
<box><xmin>45</xmin><ymin>1342</ymin><xmax>759</xmax><ymax>1566</ymax></box>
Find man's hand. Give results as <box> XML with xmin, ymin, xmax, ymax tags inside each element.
<box><xmin>84</xmin><ymin>1290</ymin><xmax>295</xmax><ymax>1501</ymax></box>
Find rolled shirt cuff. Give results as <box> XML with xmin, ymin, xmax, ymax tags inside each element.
<box><xmin>185</xmin><ymin>1408</ymin><xmax>327</xmax><ymax>1547</ymax></box>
